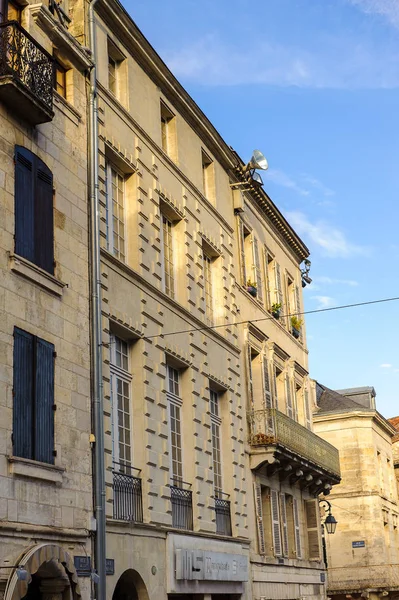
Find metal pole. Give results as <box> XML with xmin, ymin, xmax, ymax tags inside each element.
<box><xmin>88</xmin><ymin>2</ymin><xmax>106</xmax><ymax>599</ymax></box>
<box><xmin>321</xmin><ymin>523</ymin><xmax>328</xmax><ymax>568</ymax></box>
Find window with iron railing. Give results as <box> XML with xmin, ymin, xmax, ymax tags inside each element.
<box><xmin>112</xmin><ymin>463</ymin><xmax>143</xmax><ymax>522</ymax></box>
<box><xmin>170</xmin><ymin>482</ymin><xmax>193</xmax><ymax>530</ymax></box>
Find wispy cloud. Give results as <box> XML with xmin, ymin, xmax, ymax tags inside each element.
<box><xmin>163</xmin><ymin>33</ymin><xmax>399</xmax><ymax>89</ymax></box>
<box><xmin>315</xmin><ymin>276</ymin><xmax>359</xmax><ymax>287</ymax></box>
<box><xmin>380</xmin><ymin>363</ymin><xmax>393</xmax><ymax>368</ymax></box>
<box><xmin>285</xmin><ymin>211</ymin><xmax>370</xmax><ymax>258</ymax></box>
<box><xmin>348</xmin><ymin>0</ymin><xmax>399</xmax><ymax>29</ymax></box>
<box><xmin>301</xmin><ymin>175</ymin><xmax>335</xmax><ymax>197</ymax></box>
<box><xmin>266</xmin><ymin>169</ymin><xmax>309</xmax><ymax>196</ymax></box>
<box><xmin>311</xmin><ymin>295</ymin><xmax>336</xmax><ymax>309</ymax></box>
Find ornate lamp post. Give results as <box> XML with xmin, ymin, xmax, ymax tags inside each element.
<box><xmin>319</xmin><ymin>498</ymin><xmax>338</xmax><ymax>567</ymax></box>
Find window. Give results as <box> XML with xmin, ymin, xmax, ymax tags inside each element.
<box><xmin>201</xmin><ymin>150</ymin><xmax>215</xmax><ymax>201</ymax></box>
<box><xmin>160</xmin><ymin>101</ymin><xmax>177</xmax><ymax>160</ymax></box>
<box><xmin>167</xmin><ymin>366</ymin><xmax>183</xmax><ymax>486</ymax></box>
<box><xmin>14</xmin><ymin>146</ymin><xmax>54</xmax><ymax>274</ymax></box>
<box><xmin>161</xmin><ymin>214</ymin><xmax>175</xmax><ymax>298</ymax></box>
<box><xmin>108</xmin><ymin>55</ymin><xmax>117</xmax><ymax>94</ymax></box>
<box><xmin>107</xmin><ymin>39</ymin><xmax>125</xmax><ymax>98</ymax></box>
<box><xmin>54</xmin><ymin>61</ymin><xmax>67</xmax><ymax>98</ymax></box>
<box><xmin>305</xmin><ymin>499</ymin><xmax>322</xmax><ymax>560</ymax></box>
<box><xmin>237</xmin><ymin>220</ymin><xmax>262</xmax><ymax>301</ymax></box>
<box><xmin>210</xmin><ymin>388</ymin><xmax>222</xmax><ymax>494</ymax></box>
<box><xmin>110</xmin><ymin>336</ymin><xmax>132</xmax><ymax>471</ymax></box>
<box><xmin>303</xmin><ymin>384</ymin><xmax>312</xmax><ymax>430</ymax></box>
<box><xmin>13</xmin><ymin>328</ymin><xmax>55</xmax><ymax>464</ymax></box>
<box><xmin>286</xmin><ymin>274</ymin><xmax>302</xmax><ymax>339</ymax></box>
<box><xmin>105</xmin><ymin>160</ymin><xmax>126</xmax><ymax>261</ymax></box>
<box><xmin>203</xmin><ymin>252</ymin><xmax>214</xmax><ymax>324</ymax></box>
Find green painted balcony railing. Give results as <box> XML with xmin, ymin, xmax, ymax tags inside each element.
<box><xmin>247</xmin><ymin>408</ymin><xmax>340</xmax><ymax>477</ymax></box>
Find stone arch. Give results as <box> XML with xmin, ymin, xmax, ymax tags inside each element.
<box><xmin>4</xmin><ymin>544</ymin><xmax>81</xmax><ymax>600</ymax></box>
<box><xmin>112</xmin><ymin>569</ymin><xmax>149</xmax><ymax>600</ymax></box>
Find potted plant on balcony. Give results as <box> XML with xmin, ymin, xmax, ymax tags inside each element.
<box><xmin>246</xmin><ymin>279</ymin><xmax>257</xmax><ymax>298</ymax></box>
<box><xmin>271</xmin><ymin>302</ymin><xmax>281</xmax><ymax>319</ymax></box>
<box><xmin>291</xmin><ymin>316</ymin><xmax>303</xmax><ymax>339</ymax></box>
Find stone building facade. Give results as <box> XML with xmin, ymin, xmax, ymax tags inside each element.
<box><xmin>0</xmin><ymin>2</ymin><xmax>92</xmax><ymax>600</ymax></box>
<box><xmin>79</xmin><ymin>3</ymin><xmax>342</xmax><ymax>600</ymax></box>
<box><xmin>313</xmin><ymin>385</ymin><xmax>399</xmax><ymax>600</ymax></box>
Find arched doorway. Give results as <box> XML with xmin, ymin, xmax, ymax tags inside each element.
<box><xmin>5</xmin><ymin>544</ymin><xmax>81</xmax><ymax>600</ymax></box>
<box><xmin>112</xmin><ymin>569</ymin><xmax>149</xmax><ymax>600</ymax></box>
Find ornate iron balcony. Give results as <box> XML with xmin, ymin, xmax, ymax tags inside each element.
<box><xmin>214</xmin><ymin>492</ymin><xmax>232</xmax><ymax>536</ymax></box>
<box><xmin>170</xmin><ymin>482</ymin><xmax>193</xmax><ymax>530</ymax></box>
<box><xmin>112</xmin><ymin>464</ymin><xmax>143</xmax><ymax>522</ymax></box>
<box><xmin>0</xmin><ymin>21</ymin><xmax>54</xmax><ymax>124</ymax></box>
<box><xmin>248</xmin><ymin>408</ymin><xmax>340</xmax><ymax>477</ymax></box>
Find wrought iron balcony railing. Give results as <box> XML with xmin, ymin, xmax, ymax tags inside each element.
<box><xmin>0</xmin><ymin>21</ymin><xmax>54</xmax><ymax>122</ymax></box>
<box><xmin>170</xmin><ymin>481</ymin><xmax>193</xmax><ymax>530</ymax></box>
<box><xmin>248</xmin><ymin>408</ymin><xmax>340</xmax><ymax>477</ymax></box>
<box><xmin>214</xmin><ymin>491</ymin><xmax>232</xmax><ymax>536</ymax></box>
<box><xmin>112</xmin><ymin>463</ymin><xmax>143</xmax><ymax>522</ymax></box>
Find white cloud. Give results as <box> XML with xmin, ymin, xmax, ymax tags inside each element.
<box><xmin>162</xmin><ymin>33</ymin><xmax>399</xmax><ymax>89</ymax></box>
<box><xmin>311</xmin><ymin>295</ymin><xmax>336</xmax><ymax>309</ymax></box>
<box><xmin>266</xmin><ymin>169</ymin><xmax>309</xmax><ymax>196</ymax></box>
<box><xmin>301</xmin><ymin>175</ymin><xmax>335</xmax><ymax>197</ymax></box>
<box><xmin>315</xmin><ymin>276</ymin><xmax>359</xmax><ymax>287</ymax></box>
<box><xmin>285</xmin><ymin>211</ymin><xmax>370</xmax><ymax>258</ymax></box>
<box><xmin>348</xmin><ymin>0</ymin><xmax>399</xmax><ymax>28</ymax></box>
<box><xmin>380</xmin><ymin>363</ymin><xmax>392</xmax><ymax>368</ymax></box>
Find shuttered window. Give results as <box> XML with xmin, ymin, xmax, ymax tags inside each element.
<box><xmin>285</xmin><ymin>374</ymin><xmax>294</xmax><ymax>420</ymax></box>
<box><xmin>262</xmin><ymin>356</ymin><xmax>274</xmax><ymax>434</ymax></box>
<box><xmin>305</xmin><ymin>499</ymin><xmax>321</xmax><ymax>560</ymax></box>
<box><xmin>238</xmin><ymin>219</ymin><xmax>247</xmax><ymax>286</ymax></box>
<box><xmin>304</xmin><ymin>386</ymin><xmax>312</xmax><ymax>430</ymax></box>
<box><xmin>293</xmin><ymin>497</ymin><xmax>302</xmax><ymax>558</ymax></box>
<box><xmin>280</xmin><ymin>493</ymin><xmax>289</xmax><ymax>557</ymax></box>
<box><xmin>14</xmin><ymin>146</ymin><xmax>54</xmax><ymax>274</ymax></box>
<box><xmin>274</xmin><ymin>263</ymin><xmax>284</xmax><ymax>321</ymax></box>
<box><xmin>254</xmin><ymin>483</ymin><xmax>266</xmax><ymax>555</ymax></box>
<box><xmin>252</xmin><ymin>236</ymin><xmax>263</xmax><ymax>302</ymax></box>
<box><xmin>271</xmin><ymin>489</ymin><xmax>282</xmax><ymax>556</ymax></box>
<box><xmin>13</xmin><ymin>328</ymin><xmax>55</xmax><ymax>464</ymax></box>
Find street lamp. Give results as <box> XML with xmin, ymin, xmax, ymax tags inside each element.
<box><xmin>318</xmin><ymin>498</ymin><xmax>338</xmax><ymax>568</ymax></box>
<box><xmin>325</xmin><ymin>512</ymin><xmax>338</xmax><ymax>535</ymax></box>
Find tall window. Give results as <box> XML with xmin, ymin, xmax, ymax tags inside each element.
<box><xmin>167</xmin><ymin>366</ymin><xmax>183</xmax><ymax>485</ymax></box>
<box><xmin>108</xmin><ymin>55</ymin><xmax>117</xmax><ymax>95</ymax></box>
<box><xmin>54</xmin><ymin>61</ymin><xmax>67</xmax><ymax>98</ymax></box>
<box><xmin>203</xmin><ymin>252</ymin><xmax>214</xmax><ymax>324</ymax></box>
<box><xmin>160</xmin><ymin>101</ymin><xmax>176</xmax><ymax>159</ymax></box>
<box><xmin>161</xmin><ymin>215</ymin><xmax>175</xmax><ymax>299</ymax></box>
<box><xmin>14</xmin><ymin>146</ymin><xmax>54</xmax><ymax>274</ymax></box>
<box><xmin>210</xmin><ymin>388</ymin><xmax>222</xmax><ymax>495</ymax></box>
<box><xmin>13</xmin><ymin>328</ymin><xmax>55</xmax><ymax>464</ymax></box>
<box><xmin>105</xmin><ymin>161</ymin><xmax>126</xmax><ymax>261</ymax></box>
<box><xmin>110</xmin><ymin>336</ymin><xmax>132</xmax><ymax>471</ymax></box>
<box><xmin>201</xmin><ymin>150</ymin><xmax>215</xmax><ymax>201</ymax></box>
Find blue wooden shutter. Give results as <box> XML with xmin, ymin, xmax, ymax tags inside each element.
<box><xmin>34</xmin><ymin>158</ymin><xmax>54</xmax><ymax>274</ymax></box>
<box><xmin>14</xmin><ymin>146</ymin><xmax>35</xmax><ymax>263</ymax></box>
<box><xmin>13</xmin><ymin>328</ymin><xmax>34</xmax><ymax>459</ymax></box>
<box><xmin>34</xmin><ymin>337</ymin><xmax>55</xmax><ymax>464</ymax></box>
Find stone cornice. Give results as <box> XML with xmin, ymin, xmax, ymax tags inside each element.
<box><xmin>314</xmin><ymin>409</ymin><xmax>397</xmax><ymax>437</ymax></box>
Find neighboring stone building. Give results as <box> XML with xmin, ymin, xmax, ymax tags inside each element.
<box><xmin>313</xmin><ymin>385</ymin><xmax>399</xmax><ymax>600</ymax></box>
<box><xmin>77</xmin><ymin>3</ymin><xmax>342</xmax><ymax>600</ymax></box>
<box><xmin>388</xmin><ymin>417</ymin><xmax>399</xmax><ymax>495</ymax></box>
<box><xmin>0</xmin><ymin>2</ymin><xmax>92</xmax><ymax>600</ymax></box>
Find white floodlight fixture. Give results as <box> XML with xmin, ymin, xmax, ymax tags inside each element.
<box><xmin>243</xmin><ymin>149</ymin><xmax>268</xmax><ymax>173</ymax></box>
<box><xmin>251</xmin><ymin>172</ymin><xmax>264</xmax><ymax>187</ymax></box>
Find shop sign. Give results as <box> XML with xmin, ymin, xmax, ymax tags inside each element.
<box><xmin>175</xmin><ymin>549</ymin><xmax>248</xmax><ymax>582</ymax></box>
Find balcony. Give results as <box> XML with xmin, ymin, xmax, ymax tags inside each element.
<box><xmin>112</xmin><ymin>464</ymin><xmax>143</xmax><ymax>522</ymax></box>
<box><xmin>214</xmin><ymin>492</ymin><xmax>232</xmax><ymax>536</ymax></box>
<box><xmin>0</xmin><ymin>21</ymin><xmax>54</xmax><ymax>124</ymax></box>
<box><xmin>248</xmin><ymin>408</ymin><xmax>340</xmax><ymax>486</ymax></box>
<box><xmin>170</xmin><ymin>482</ymin><xmax>193</xmax><ymax>530</ymax></box>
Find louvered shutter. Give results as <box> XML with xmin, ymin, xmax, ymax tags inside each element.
<box><xmin>247</xmin><ymin>345</ymin><xmax>254</xmax><ymax>406</ymax></box>
<box><xmin>272</xmin><ymin>364</ymin><xmax>278</xmax><ymax>406</ymax></box>
<box><xmin>252</xmin><ymin>237</ymin><xmax>263</xmax><ymax>302</ymax></box>
<box><xmin>13</xmin><ymin>328</ymin><xmax>34</xmax><ymax>460</ymax></box>
<box><xmin>295</xmin><ymin>284</ymin><xmax>302</xmax><ymax>341</ymax></box>
<box><xmin>35</xmin><ymin>158</ymin><xmax>54</xmax><ymax>274</ymax></box>
<box><xmin>280</xmin><ymin>493</ymin><xmax>289</xmax><ymax>557</ymax></box>
<box><xmin>34</xmin><ymin>337</ymin><xmax>55</xmax><ymax>464</ymax></box>
<box><xmin>275</xmin><ymin>263</ymin><xmax>284</xmax><ymax>323</ymax></box>
<box><xmin>254</xmin><ymin>483</ymin><xmax>266</xmax><ymax>555</ymax></box>
<box><xmin>262</xmin><ymin>357</ymin><xmax>274</xmax><ymax>434</ymax></box>
<box><xmin>293</xmin><ymin>497</ymin><xmax>302</xmax><ymax>558</ymax></box>
<box><xmin>238</xmin><ymin>219</ymin><xmax>246</xmax><ymax>285</ymax></box>
<box><xmin>305</xmin><ymin>499</ymin><xmax>321</xmax><ymax>560</ymax></box>
<box><xmin>270</xmin><ymin>489</ymin><xmax>282</xmax><ymax>556</ymax></box>
<box><xmin>304</xmin><ymin>386</ymin><xmax>312</xmax><ymax>430</ymax></box>
<box><xmin>285</xmin><ymin>375</ymin><xmax>294</xmax><ymax>419</ymax></box>
<box><xmin>14</xmin><ymin>146</ymin><xmax>35</xmax><ymax>263</ymax></box>
<box><xmin>263</xmin><ymin>248</ymin><xmax>271</xmax><ymax>308</ymax></box>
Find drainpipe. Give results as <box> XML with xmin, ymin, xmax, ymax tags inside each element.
<box><xmin>88</xmin><ymin>1</ymin><xmax>106</xmax><ymax>600</ymax></box>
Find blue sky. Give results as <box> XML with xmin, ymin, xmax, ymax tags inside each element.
<box><xmin>123</xmin><ymin>0</ymin><xmax>399</xmax><ymax>419</ymax></box>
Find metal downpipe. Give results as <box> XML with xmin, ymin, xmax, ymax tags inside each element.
<box><xmin>88</xmin><ymin>1</ymin><xmax>106</xmax><ymax>599</ymax></box>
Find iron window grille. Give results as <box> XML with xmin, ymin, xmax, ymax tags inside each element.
<box><xmin>170</xmin><ymin>480</ymin><xmax>193</xmax><ymax>530</ymax></box>
<box><xmin>112</xmin><ymin>462</ymin><xmax>143</xmax><ymax>522</ymax></box>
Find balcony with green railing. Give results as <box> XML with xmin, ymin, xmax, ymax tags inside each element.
<box><xmin>248</xmin><ymin>408</ymin><xmax>340</xmax><ymax>479</ymax></box>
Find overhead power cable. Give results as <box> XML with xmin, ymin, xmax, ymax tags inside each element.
<box><xmin>141</xmin><ymin>295</ymin><xmax>399</xmax><ymax>341</ymax></box>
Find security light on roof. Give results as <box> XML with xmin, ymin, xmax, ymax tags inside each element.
<box><xmin>251</xmin><ymin>172</ymin><xmax>264</xmax><ymax>187</ymax></box>
<box><xmin>244</xmin><ymin>149</ymin><xmax>268</xmax><ymax>173</ymax></box>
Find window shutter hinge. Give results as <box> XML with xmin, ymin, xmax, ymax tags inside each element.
<box><xmin>52</xmin><ymin>404</ymin><xmax>57</xmax><ymax>411</ymax></box>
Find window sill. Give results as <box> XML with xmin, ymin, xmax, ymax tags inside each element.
<box><xmin>8</xmin><ymin>456</ymin><xmax>65</xmax><ymax>483</ymax></box>
<box><xmin>9</xmin><ymin>253</ymin><xmax>67</xmax><ymax>297</ymax></box>
<box><xmin>54</xmin><ymin>92</ymin><xmax>82</xmax><ymax>126</ymax></box>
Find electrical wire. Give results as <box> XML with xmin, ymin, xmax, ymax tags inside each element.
<box><xmin>140</xmin><ymin>295</ymin><xmax>399</xmax><ymax>341</ymax></box>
